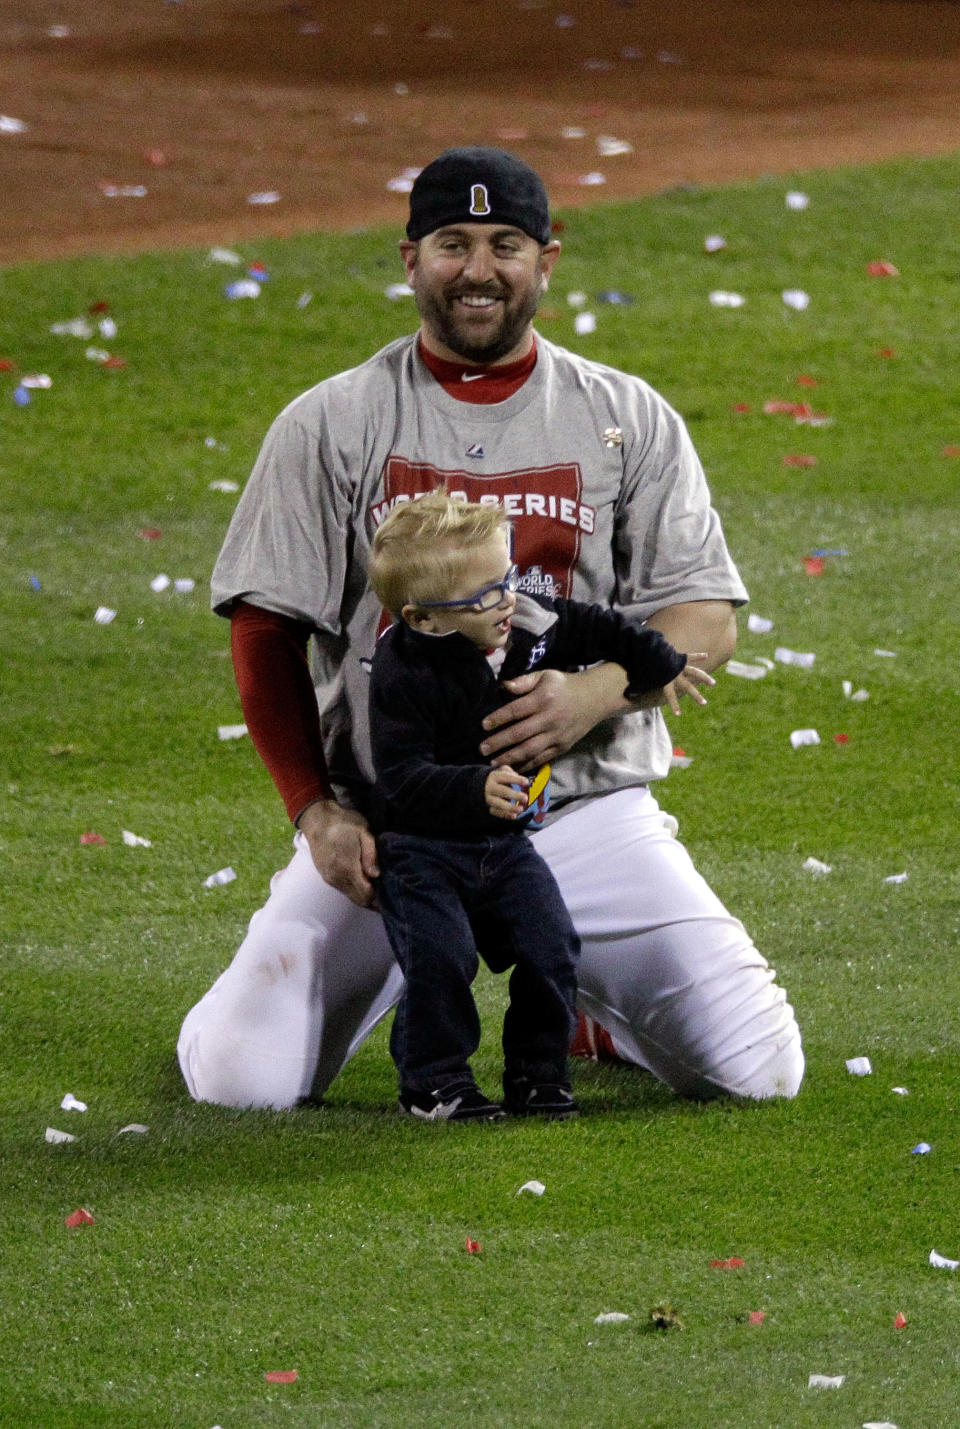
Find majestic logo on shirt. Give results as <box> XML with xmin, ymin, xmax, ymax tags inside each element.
<box><xmin>465</xmin><ymin>443</ymin><xmax>485</xmax><ymax>458</ymax></box>
<box><xmin>373</xmin><ymin>459</ymin><xmax>596</xmax><ymax>602</ymax></box>
<box><xmin>469</xmin><ymin>183</ymin><xmax>491</xmax><ymax>217</ymax></box>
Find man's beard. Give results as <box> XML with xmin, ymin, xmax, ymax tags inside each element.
<box><xmin>415</xmin><ymin>276</ymin><xmax>543</xmax><ymax>364</ymax></box>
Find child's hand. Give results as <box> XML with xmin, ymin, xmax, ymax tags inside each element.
<box><xmin>663</xmin><ymin>654</ymin><xmax>715</xmax><ymax>716</ymax></box>
<box><xmin>485</xmin><ymin>765</ymin><xmax>529</xmax><ymax>819</ymax></box>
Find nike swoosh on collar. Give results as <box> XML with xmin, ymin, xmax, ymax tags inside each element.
<box><xmin>461</xmin><ymin>372</ymin><xmax>485</xmax><ymax>381</ymax></box>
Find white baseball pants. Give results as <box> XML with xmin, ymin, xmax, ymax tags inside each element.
<box><xmin>177</xmin><ymin>786</ymin><xmax>803</xmax><ymax>1108</ymax></box>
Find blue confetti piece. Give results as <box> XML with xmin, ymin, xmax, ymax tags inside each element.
<box><xmin>596</xmin><ymin>290</ymin><xmax>635</xmax><ymax>306</ymax></box>
<box><xmin>13</xmin><ymin>385</ymin><xmax>30</xmax><ymax>405</ymax></box>
<box><xmin>911</xmin><ymin>1142</ymin><xmax>932</xmax><ymax>1155</ymax></box>
<box><xmin>29</xmin><ymin>575</ymin><xmax>42</xmax><ymax>591</ymax></box>
<box><xmin>811</xmin><ymin>548</ymin><xmax>849</xmax><ymax>557</ymax></box>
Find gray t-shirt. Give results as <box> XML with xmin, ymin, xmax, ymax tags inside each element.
<box><xmin>211</xmin><ymin>333</ymin><xmax>748</xmax><ymax>811</ymax></box>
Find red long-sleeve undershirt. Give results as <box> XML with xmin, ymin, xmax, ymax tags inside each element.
<box><xmin>231</xmin><ymin>342</ymin><xmax>538</xmax><ymax>822</ymax></box>
<box><xmin>230</xmin><ymin>600</ymin><xmax>333</xmax><ymax>822</ymax></box>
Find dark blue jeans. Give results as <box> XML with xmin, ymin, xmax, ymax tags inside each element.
<box><xmin>376</xmin><ymin>830</ymin><xmax>580</xmax><ymax>1092</ymax></box>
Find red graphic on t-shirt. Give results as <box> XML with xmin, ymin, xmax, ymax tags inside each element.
<box><xmin>373</xmin><ymin>458</ymin><xmax>594</xmax><ymax>601</ymax></box>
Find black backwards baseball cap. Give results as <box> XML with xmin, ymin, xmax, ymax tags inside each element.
<box><xmin>406</xmin><ymin>147</ymin><xmax>551</xmax><ymax>245</ymax></box>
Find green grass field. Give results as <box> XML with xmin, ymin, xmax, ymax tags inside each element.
<box><xmin>2</xmin><ymin>153</ymin><xmax>959</xmax><ymax>1428</ymax></box>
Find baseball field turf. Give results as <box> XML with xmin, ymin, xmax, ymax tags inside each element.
<box><xmin>2</xmin><ymin>153</ymin><xmax>959</xmax><ymax>1427</ymax></box>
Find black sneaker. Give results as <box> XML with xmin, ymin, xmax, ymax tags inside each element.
<box><xmin>398</xmin><ymin>1080</ymin><xmax>506</xmax><ymax>1122</ymax></box>
<box><xmin>503</xmin><ymin>1078</ymin><xmax>579</xmax><ymax>1120</ymax></box>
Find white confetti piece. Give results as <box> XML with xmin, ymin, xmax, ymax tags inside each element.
<box><xmin>204</xmin><ymin>866</ymin><xmax>237</xmax><ymax>888</ymax></box>
<box><xmin>670</xmin><ymin>750</ymin><xmax>693</xmax><ymax>769</ymax></box>
<box><xmin>21</xmin><ymin>373</ymin><xmax>52</xmax><ymax>389</ymax></box>
<box><xmin>517</xmin><ymin>1179</ymin><xmax>546</xmax><ymax>1197</ymax></box>
<box><xmin>173</xmin><ymin>578</ymin><xmax>195</xmax><ymax>594</ymax></box>
<box><xmin>208</xmin><ymin>247</ymin><xmax>242</xmax><ymax>264</ymax></box>
<box><xmin>862</xmin><ymin>1422</ymin><xmax>899</xmax><ymax>1428</ymax></box>
<box><xmin>725</xmin><ymin>659</ymin><xmax>768</xmax><ymax>680</ymax></box>
<box><xmin>99</xmin><ymin>318</ymin><xmax>118</xmax><ymax>339</ymax></box>
<box><xmin>224</xmin><ymin>280</ymin><xmax>261</xmax><ymax>299</ymax></box>
<box><xmin>850</xmin><ymin>688</ymin><xmax>870</xmax><ymax>702</ymax></box>
<box><xmin>846</xmin><ymin>1057</ymin><xmax>872</xmax><ymax>1076</ymax></box>
<box><xmin>561</xmin><ymin>125</ymin><xmax>586</xmax><ymax>139</ymax></box>
<box><xmin>150</xmin><ymin>573</ymin><xmax>171</xmax><ymax>592</ymax></box>
<box><xmin>247</xmin><ymin>191</ymin><xmax>281</xmax><ymax>205</ymax></box>
<box><xmin>122</xmin><ymin>830</ymin><xmax>152</xmax><ymax>847</ymax></box>
<box><xmin>747</xmin><ymin>613</ymin><xmax>774</xmax><ymax>634</ymax></box>
<box><xmin>209</xmin><ymin>480</ymin><xmax>240</xmax><ymax>493</ymax></box>
<box><xmin>884</xmin><ymin>872</ymin><xmax>908</xmax><ymax>885</ymax></box>
<box><xmin>930</xmin><ymin>1248</ymin><xmax>960</xmax><ymax>1270</ymax></box>
<box><xmin>782</xmin><ymin>289</ymin><xmax>810</xmax><ymax>311</ymax></box>
<box><xmin>709</xmin><ymin>290</ymin><xmax>746</xmax><ymax>307</ymax></box>
<box><xmin>596</xmin><ymin>136</ymin><xmax>633</xmax><ymax>156</ymax></box>
<box><xmin>85</xmin><ymin>346</ymin><xmax>112</xmax><ymax>363</ymax></box>
<box><xmin>385</xmin><ymin>283</ymin><xmax>414</xmax><ymax>300</ymax></box>
<box><xmin>60</xmin><ymin>1093</ymin><xmax>87</xmax><ymax>1112</ymax></box>
<box><xmin>593</xmin><ymin>1311</ymin><xmax>630</xmax><ymax>1323</ymax></box>
<box><xmin>891</xmin><ymin>1087</ymin><xmax>909</xmax><ymax>1096</ymax></box>
<box><xmin>566</xmin><ymin>291</ymin><xmax>588</xmax><ymax>307</ymax></box>
<box><xmin>45</xmin><ymin>1127</ymin><xmax>76</xmax><ymax>1144</ymax></box>
<box><xmin>1</xmin><ymin>115</ymin><xmax>29</xmax><ymax>133</ymax></box>
<box><xmin>808</xmin><ymin>1374</ymin><xmax>845</xmax><ymax>1389</ymax></box>
<box><xmin>50</xmin><ymin>318</ymin><xmax>94</xmax><ymax>338</ymax></box>
<box><xmin>94</xmin><ymin>606</ymin><xmax>117</xmax><ymax>625</ymax></box>
<box><xmin>775</xmin><ymin>647</ymin><xmax>816</xmax><ymax>668</ymax></box>
<box><xmin>296</xmin><ymin>292</ymin><xmax>313</xmax><ymax>308</ymax></box>
<box><xmin>117</xmin><ymin>1123</ymin><xmax>149</xmax><ymax>1136</ymax></box>
<box><xmin>218</xmin><ymin>724</ymin><xmax>248</xmax><ymax>741</ymax></box>
<box><xmin>578</xmin><ymin>172</ymin><xmax>606</xmax><ymax>186</ymax></box>
<box><xmin>790</xmin><ymin>728</ymin><xmax>820</xmax><ymax>749</ymax></box>
<box><xmin>803</xmin><ymin>857</ymin><xmax>832</xmax><ymax>875</ymax></box>
<box><xmin>874</xmin><ymin>648</ymin><xmax>898</xmax><ymax>658</ymax></box>
<box><xmin>704</xmin><ymin>234</ymin><xmax>726</xmax><ymax>252</ymax></box>
<box><xmin>574</xmin><ymin>312</ymin><xmax>597</xmax><ymax>335</ymax></box>
<box><xmin>100</xmin><ymin>183</ymin><xmax>147</xmax><ymax>198</ymax></box>
<box><xmin>786</xmin><ymin>190</ymin><xmax>810</xmax><ymax>210</ymax></box>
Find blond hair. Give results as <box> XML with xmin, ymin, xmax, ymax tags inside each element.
<box><xmin>369</xmin><ymin>489</ymin><xmax>510</xmax><ymax>616</ymax></box>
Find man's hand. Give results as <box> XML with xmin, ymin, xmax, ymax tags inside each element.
<box><xmin>662</xmin><ymin>654</ymin><xmax>715</xmax><ymax>716</ymax></box>
<box><xmin>298</xmin><ymin>799</ymin><xmax>379</xmax><ymax>908</ymax></box>
<box><xmin>479</xmin><ymin>666</ymin><xmax>628</xmax><ymax>771</ymax></box>
<box><xmin>485</xmin><ymin>766</ymin><xmax>530</xmax><ymax>819</ymax></box>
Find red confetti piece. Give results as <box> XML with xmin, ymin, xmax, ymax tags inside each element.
<box><xmin>803</xmin><ymin>556</ymin><xmax>825</xmax><ymax>575</ymax></box>
<box><xmin>465</xmin><ymin>1237</ymin><xmax>482</xmax><ymax>1254</ymax></box>
<box><xmin>0</xmin><ymin>358</ymin><xmax>16</xmax><ymax>371</ymax></box>
<box><xmin>943</xmin><ymin>445</ymin><xmax>960</xmax><ymax>458</ymax></box>
<box><xmin>783</xmin><ymin>454</ymin><xmax>818</xmax><ymax>468</ymax></box>
<box><xmin>894</xmin><ymin>1311</ymin><xmax>907</xmax><ymax>1329</ymax></box>
<box><xmin>710</xmin><ymin>1257</ymin><xmax>745</xmax><ymax>1269</ymax></box>
<box><xmin>834</xmin><ymin>733</ymin><xmax>850</xmax><ymax>744</ymax></box>
<box><xmin>144</xmin><ymin>148</ymin><xmax>167</xmax><ymax>166</ymax></box>
<box><xmin>88</xmin><ymin>301</ymin><xmax>110</xmax><ymax>314</ymax></box>
<box><xmin>65</xmin><ymin>1207</ymin><xmax>95</xmax><ymax>1227</ymax></box>
<box><xmin>101</xmin><ymin>356</ymin><xmax>126</xmax><ymax>369</ymax></box>
<box><xmin>496</xmin><ymin>128</ymin><xmax>528</xmax><ymax>142</ymax></box>
<box><xmin>877</xmin><ymin>347</ymin><xmax>897</xmax><ymax>358</ymax></box>
<box><xmin>795</xmin><ymin>375</ymin><xmax>818</xmax><ymax>386</ymax></box>
<box><xmin>672</xmin><ymin>747</ymin><xmax>686</xmax><ymax>758</ymax></box>
<box><xmin>867</xmin><ymin>260</ymin><xmax>899</xmax><ymax>277</ymax></box>
<box><xmin>732</xmin><ymin>402</ymin><xmax>751</xmax><ymax>413</ymax></box>
<box><xmin>764</xmin><ymin>399</ymin><xmax>803</xmax><ymax>415</ymax></box>
<box><xmin>550</xmin><ymin>220</ymin><xmax>566</xmax><ymax>234</ymax></box>
<box><xmin>749</xmin><ymin>1310</ymin><xmax>766</xmax><ymax>1324</ymax></box>
<box><xmin>138</xmin><ymin>528</ymin><xmax>162</xmax><ymax>540</ymax></box>
<box><xmin>80</xmin><ymin>831</ymin><xmax>106</xmax><ymax>845</ymax></box>
<box><xmin>265</xmin><ymin>1370</ymin><xmax>298</xmax><ymax>1384</ymax></box>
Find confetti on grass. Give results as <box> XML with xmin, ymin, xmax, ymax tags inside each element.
<box><xmin>64</xmin><ymin>1208</ymin><xmax>95</xmax><ymax>1228</ymax></box>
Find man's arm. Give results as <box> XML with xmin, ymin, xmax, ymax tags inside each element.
<box><xmin>479</xmin><ymin>600</ymin><xmax>737</xmax><ymax>769</ymax></box>
<box><xmin>230</xmin><ymin>601</ymin><xmax>379</xmax><ymax>907</ymax></box>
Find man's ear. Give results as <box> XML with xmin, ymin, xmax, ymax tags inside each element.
<box><xmin>401</xmin><ymin>602</ymin><xmax>436</xmax><ymax>632</ymax></box>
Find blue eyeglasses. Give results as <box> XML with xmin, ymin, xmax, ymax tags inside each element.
<box><xmin>420</xmin><ymin>563</ymin><xmax>519</xmax><ymax>612</ymax></box>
